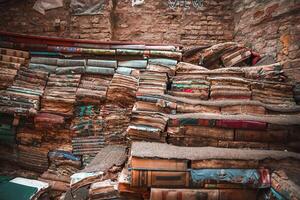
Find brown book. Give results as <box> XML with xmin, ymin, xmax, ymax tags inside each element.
<box><xmin>234</xmin><ymin>129</ymin><xmax>288</xmax><ymax>143</ymax></box>
<box><xmin>191</xmin><ymin>159</ymin><xmax>259</xmax><ymax>169</ymax></box>
<box><xmin>150</xmin><ymin>188</ymin><xmax>258</xmax><ymax>200</ymax></box>
<box><xmin>221</xmin><ymin>104</ymin><xmax>266</xmax><ymax>115</ymax></box>
<box><xmin>184</xmin><ymin>126</ymin><xmax>234</xmax><ymax>141</ymax></box>
<box><xmin>177</xmin><ymin>103</ymin><xmax>220</xmax><ymax>113</ymax></box>
<box><xmin>167</xmin><ymin>126</ymin><xmax>234</xmax><ymax>141</ymax></box>
<box><xmin>131</xmin><ymin>170</ymin><xmax>189</xmax><ymax>188</ymax></box>
<box><xmin>131</xmin><ymin>157</ymin><xmax>188</xmax><ymax>171</ymax></box>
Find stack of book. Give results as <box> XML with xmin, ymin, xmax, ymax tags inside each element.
<box><xmin>209</xmin><ymin>77</ymin><xmax>251</xmax><ymax>100</ymax></box>
<box><xmin>41</xmin><ymin>74</ymin><xmax>81</xmax><ymax>117</ymax></box>
<box><xmin>56</xmin><ymin>59</ymin><xmax>86</xmax><ymax>74</ymax></box>
<box><xmin>0</xmin><ymin>113</ymin><xmax>15</xmax><ymax>146</ymax></box>
<box><xmin>16</xmin><ymin>120</ymin><xmax>73</xmax><ymax>173</ymax></box>
<box><xmin>17</xmin><ymin>144</ymin><xmax>49</xmax><ymax>173</ymax></box>
<box><xmin>122</xmin><ymin>142</ymin><xmax>300</xmax><ymax>200</ymax></box>
<box><xmin>167</xmin><ymin>113</ymin><xmax>300</xmax><ymax>150</ymax></box>
<box><xmin>107</xmin><ymin>73</ymin><xmax>138</xmax><ymax>107</ymax></box>
<box><xmin>29</xmin><ymin>57</ymin><xmax>58</xmax><ymax>73</ymax></box>
<box><xmin>184</xmin><ymin>42</ymin><xmax>254</xmax><ymax>69</ymax></box>
<box><xmin>0</xmin><ymin>67</ymin><xmax>48</xmax><ymax>116</ymax></box>
<box><xmin>100</xmin><ymin>103</ymin><xmax>131</xmax><ymax>145</ymax></box>
<box><xmin>251</xmin><ymin>81</ymin><xmax>295</xmax><ymax>105</ymax></box>
<box><xmin>170</xmin><ymin>75</ymin><xmax>210</xmax><ymax>100</ymax></box>
<box><xmin>243</xmin><ymin>63</ymin><xmax>286</xmax><ymax>82</ymax></box>
<box><xmin>0</xmin><ymin>48</ymin><xmax>29</xmax><ymax>89</ymax></box>
<box><xmin>117</xmin><ymin>60</ymin><xmax>147</xmax><ymax>76</ymax></box>
<box><xmin>64</xmin><ymin>145</ymin><xmax>127</xmax><ymax>200</ymax></box>
<box><xmin>127</xmin><ymin>112</ymin><xmax>168</xmax><ymax>142</ymax></box>
<box><xmin>137</xmin><ymin>70</ymin><xmax>168</xmax><ymax>96</ymax></box>
<box><xmin>39</xmin><ymin>147</ymin><xmax>81</xmax><ymax>199</ymax></box>
<box><xmin>85</xmin><ymin>59</ymin><xmax>116</xmax><ymax>75</ymax></box>
<box><xmin>71</xmin><ymin>105</ymin><xmax>103</xmax><ymax>137</ymax></box>
<box><xmin>89</xmin><ymin>180</ymin><xmax>119</xmax><ymax>200</ymax></box>
<box><xmin>71</xmin><ymin>105</ymin><xmax>105</xmax><ymax>157</ymax></box>
<box><xmin>76</xmin><ymin>74</ymin><xmax>112</xmax><ymax>105</ymax></box>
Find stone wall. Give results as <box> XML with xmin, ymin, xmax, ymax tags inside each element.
<box><xmin>233</xmin><ymin>0</ymin><xmax>300</xmax><ymax>82</ymax></box>
<box><xmin>113</xmin><ymin>0</ymin><xmax>233</xmax><ymax>46</ymax></box>
<box><xmin>0</xmin><ymin>0</ymin><xmax>233</xmax><ymax>45</ymax></box>
<box><xmin>0</xmin><ymin>0</ymin><xmax>113</xmax><ymax>40</ymax></box>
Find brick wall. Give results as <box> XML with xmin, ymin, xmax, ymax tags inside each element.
<box><xmin>113</xmin><ymin>0</ymin><xmax>233</xmax><ymax>46</ymax></box>
<box><xmin>0</xmin><ymin>0</ymin><xmax>233</xmax><ymax>45</ymax></box>
<box><xmin>0</xmin><ymin>0</ymin><xmax>113</xmax><ymax>40</ymax></box>
<box><xmin>233</xmin><ymin>0</ymin><xmax>300</xmax><ymax>82</ymax></box>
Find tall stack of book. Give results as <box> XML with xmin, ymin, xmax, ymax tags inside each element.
<box><xmin>107</xmin><ymin>73</ymin><xmax>138</xmax><ymax>107</ymax></box>
<box><xmin>71</xmin><ymin>105</ymin><xmax>105</xmax><ymax>157</ymax></box>
<box><xmin>41</xmin><ymin>74</ymin><xmax>81</xmax><ymax>117</ymax></box>
<box><xmin>0</xmin><ymin>67</ymin><xmax>48</xmax><ymax>116</ymax></box>
<box><xmin>76</xmin><ymin>74</ymin><xmax>112</xmax><ymax>105</ymax></box>
<box><xmin>127</xmin><ymin>69</ymin><xmax>170</xmax><ymax>142</ymax></box>
<box><xmin>0</xmin><ymin>48</ymin><xmax>29</xmax><ymax>89</ymax></box>
<box><xmin>100</xmin><ymin>103</ymin><xmax>131</xmax><ymax>145</ymax></box>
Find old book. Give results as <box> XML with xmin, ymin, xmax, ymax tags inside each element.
<box><xmin>131</xmin><ymin>170</ymin><xmax>190</xmax><ymax>188</ymax></box>
<box><xmin>130</xmin><ymin>157</ymin><xmax>188</xmax><ymax>171</ymax></box>
<box><xmin>221</xmin><ymin>104</ymin><xmax>266</xmax><ymax>115</ymax></box>
<box><xmin>234</xmin><ymin>129</ymin><xmax>288</xmax><ymax>143</ymax></box>
<box><xmin>150</xmin><ymin>188</ymin><xmax>258</xmax><ymax>200</ymax></box>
